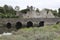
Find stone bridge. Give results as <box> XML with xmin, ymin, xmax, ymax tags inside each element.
<box><xmin>0</xmin><ymin>18</ymin><xmax>60</xmax><ymax>33</ymax></box>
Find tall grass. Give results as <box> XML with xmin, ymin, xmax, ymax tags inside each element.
<box><xmin>0</xmin><ymin>24</ymin><xmax>60</xmax><ymax>40</ymax></box>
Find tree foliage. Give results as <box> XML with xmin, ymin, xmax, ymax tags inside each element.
<box><xmin>20</xmin><ymin>9</ymin><xmax>30</xmax><ymax>14</ymax></box>
<box><xmin>36</xmin><ymin>8</ymin><xmax>40</xmax><ymax>12</ymax></box>
<box><xmin>52</xmin><ymin>10</ymin><xmax>57</xmax><ymax>17</ymax></box>
<box><xmin>0</xmin><ymin>5</ymin><xmax>60</xmax><ymax>18</ymax></box>
<box><xmin>58</xmin><ymin>8</ymin><xmax>60</xmax><ymax>17</ymax></box>
<box><xmin>0</xmin><ymin>5</ymin><xmax>17</xmax><ymax>18</ymax></box>
<box><xmin>0</xmin><ymin>7</ymin><xmax>4</xmax><ymax>13</ymax></box>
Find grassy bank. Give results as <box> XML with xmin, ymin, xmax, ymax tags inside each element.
<box><xmin>0</xmin><ymin>24</ymin><xmax>60</xmax><ymax>40</ymax></box>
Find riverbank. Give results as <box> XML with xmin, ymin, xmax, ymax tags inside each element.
<box><xmin>0</xmin><ymin>24</ymin><xmax>60</xmax><ymax>40</ymax></box>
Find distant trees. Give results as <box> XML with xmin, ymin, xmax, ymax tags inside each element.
<box><xmin>15</xmin><ymin>6</ymin><xmax>20</xmax><ymax>11</ymax></box>
<box><xmin>0</xmin><ymin>5</ymin><xmax>17</xmax><ymax>18</ymax></box>
<box><xmin>44</xmin><ymin>8</ymin><xmax>59</xmax><ymax>17</ymax></box>
<box><xmin>36</xmin><ymin>8</ymin><xmax>40</xmax><ymax>12</ymax></box>
<box><xmin>20</xmin><ymin>9</ymin><xmax>30</xmax><ymax>14</ymax></box>
<box><xmin>0</xmin><ymin>5</ymin><xmax>60</xmax><ymax>18</ymax></box>
<box><xmin>0</xmin><ymin>7</ymin><xmax>4</xmax><ymax>13</ymax></box>
<box><xmin>51</xmin><ymin>8</ymin><xmax>60</xmax><ymax>17</ymax></box>
<box><xmin>3</xmin><ymin>5</ymin><xmax>9</xmax><ymax>13</ymax></box>
<box><xmin>58</xmin><ymin>8</ymin><xmax>60</xmax><ymax>17</ymax></box>
<box><xmin>52</xmin><ymin>10</ymin><xmax>57</xmax><ymax>17</ymax></box>
<box><xmin>3</xmin><ymin>5</ymin><xmax>16</xmax><ymax>14</ymax></box>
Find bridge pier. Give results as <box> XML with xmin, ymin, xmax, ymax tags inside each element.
<box><xmin>0</xmin><ymin>18</ymin><xmax>60</xmax><ymax>33</ymax></box>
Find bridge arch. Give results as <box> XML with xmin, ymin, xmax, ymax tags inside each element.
<box><xmin>15</xmin><ymin>22</ymin><xmax>22</xmax><ymax>29</ymax></box>
<box><xmin>56</xmin><ymin>21</ymin><xmax>60</xmax><ymax>24</ymax></box>
<box><xmin>6</xmin><ymin>22</ymin><xmax>12</xmax><ymax>29</ymax></box>
<box><xmin>27</xmin><ymin>21</ymin><xmax>33</xmax><ymax>27</ymax></box>
<box><xmin>39</xmin><ymin>21</ymin><xmax>44</xmax><ymax>27</ymax></box>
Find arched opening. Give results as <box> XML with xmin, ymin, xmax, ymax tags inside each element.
<box><xmin>16</xmin><ymin>22</ymin><xmax>22</xmax><ymax>29</ymax></box>
<box><xmin>56</xmin><ymin>22</ymin><xmax>60</xmax><ymax>24</ymax></box>
<box><xmin>27</xmin><ymin>21</ymin><xmax>33</xmax><ymax>27</ymax></box>
<box><xmin>39</xmin><ymin>21</ymin><xmax>44</xmax><ymax>27</ymax></box>
<box><xmin>6</xmin><ymin>22</ymin><xmax>11</xmax><ymax>29</ymax></box>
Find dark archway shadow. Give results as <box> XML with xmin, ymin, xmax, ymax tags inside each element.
<box><xmin>56</xmin><ymin>21</ymin><xmax>60</xmax><ymax>24</ymax></box>
<box><xmin>6</xmin><ymin>22</ymin><xmax>11</xmax><ymax>29</ymax></box>
<box><xmin>27</xmin><ymin>21</ymin><xmax>33</xmax><ymax>28</ymax></box>
<box><xmin>39</xmin><ymin>21</ymin><xmax>44</xmax><ymax>27</ymax></box>
<box><xmin>16</xmin><ymin>22</ymin><xmax>22</xmax><ymax>29</ymax></box>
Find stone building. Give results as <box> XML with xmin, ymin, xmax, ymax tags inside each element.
<box><xmin>17</xmin><ymin>6</ymin><xmax>55</xmax><ymax>18</ymax></box>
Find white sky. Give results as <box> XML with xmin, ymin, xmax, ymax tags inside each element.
<box><xmin>0</xmin><ymin>0</ymin><xmax>60</xmax><ymax>10</ymax></box>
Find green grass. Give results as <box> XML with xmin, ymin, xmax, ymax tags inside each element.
<box><xmin>0</xmin><ymin>24</ymin><xmax>60</xmax><ymax>40</ymax></box>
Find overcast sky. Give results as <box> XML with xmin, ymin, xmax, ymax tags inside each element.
<box><xmin>0</xmin><ymin>0</ymin><xmax>60</xmax><ymax>10</ymax></box>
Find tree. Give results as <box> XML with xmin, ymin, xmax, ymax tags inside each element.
<box><xmin>52</xmin><ymin>10</ymin><xmax>57</xmax><ymax>17</ymax></box>
<box><xmin>30</xmin><ymin>6</ymin><xmax>34</xmax><ymax>11</ymax></box>
<box><xmin>0</xmin><ymin>7</ymin><xmax>4</xmax><ymax>13</ymax></box>
<box><xmin>4</xmin><ymin>5</ymin><xmax>16</xmax><ymax>14</ymax></box>
<box><xmin>8</xmin><ymin>6</ymin><xmax>16</xmax><ymax>14</ymax></box>
<box><xmin>27</xmin><ymin>6</ymin><xmax>30</xmax><ymax>9</ymax></box>
<box><xmin>58</xmin><ymin>8</ymin><xmax>60</xmax><ymax>17</ymax></box>
<box><xmin>20</xmin><ymin>9</ymin><xmax>30</xmax><ymax>14</ymax></box>
<box><xmin>36</xmin><ymin>8</ymin><xmax>40</xmax><ymax>12</ymax></box>
<box><xmin>15</xmin><ymin>6</ymin><xmax>20</xmax><ymax>11</ymax></box>
<box><xmin>3</xmin><ymin>5</ymin><xmax>9</xmax><ymax>13</ymax></box>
